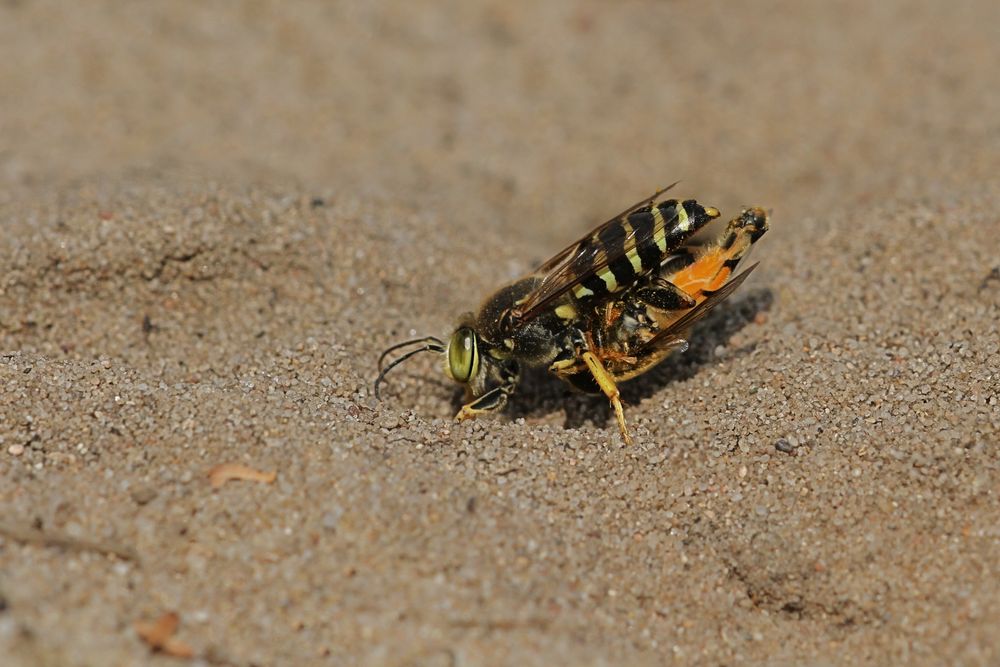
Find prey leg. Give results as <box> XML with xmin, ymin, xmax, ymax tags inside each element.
<box><xmin>581</xmin><ymin>351</ymin><xmax>633</xmax><ymax>445</ymax></box>
<box><xmin>636</xmin><ymin>281</ymin><xmax>696</xmax><ymax>311</ymax></box>
<box><xmin>455</xmin><ymin>383</ymin><xmax>514</xmax><ymax>422</ymax></box>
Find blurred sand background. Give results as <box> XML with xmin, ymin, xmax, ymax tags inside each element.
<box><xmin>0</xmin><ymin>1</ymin><xmax>998</xmax><ymax>665</ymax></box>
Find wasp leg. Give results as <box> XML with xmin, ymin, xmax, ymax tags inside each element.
<box><xmin>635</xmin><ymin>282</ymin><xmax>696</xmax><ymax>311</ymax></box>
<box><xmin>581</xmin><ymin>351</ymin><xmax>633</xmax><ymax>446</ymax></box>
<box><xmin>455</xmin><ymin>383</ymin><xmax>515</xmax><ymax>422</ymax></box>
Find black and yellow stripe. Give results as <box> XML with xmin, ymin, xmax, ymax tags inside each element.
<box><xmin>571</xmin><ymin>199</ymin><xmax>719</xmax><ymax>301</ymax></box>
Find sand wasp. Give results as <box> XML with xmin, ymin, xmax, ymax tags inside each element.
<box><xmin>375</xmin><ymin>185</ymin><xmax>768</xmax><ymax>444</ymax></box>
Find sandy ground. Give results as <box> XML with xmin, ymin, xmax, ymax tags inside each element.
<box><xmin>1</xmin><ymin>1</ymin><xmax>998</xmax><ymax>665</ymax></box>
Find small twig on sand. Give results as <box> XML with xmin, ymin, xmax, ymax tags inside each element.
<box><xmin>135</xmin><ymin>611</ymin><xmax>195</xmax><ymax>658</ymax></box>
<box><xmin>207</xmin><ymin>462</ymin><xmax>277</xmax><ymax>489</ymax></box>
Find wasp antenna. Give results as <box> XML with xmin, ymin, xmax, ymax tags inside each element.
<box><xmin>377</xmin><ymin>335</ymin><xmax>445</xmax><ymax>372</ymax></box>
<box><xmin>373</xmin><ymin>341</ymin><xmax>446</xmax><ymax>400</ymax></box>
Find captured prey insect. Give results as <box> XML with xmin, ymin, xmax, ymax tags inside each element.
<box><xmin>375</xmin><ymin>185</ymin><xmax>768</xmax><ymax>444</ymax></box>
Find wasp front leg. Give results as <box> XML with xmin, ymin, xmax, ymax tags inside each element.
<box><xmin>454</xmin><ymin>361</ymin><xmax>519</xmax><ymax>423</ymax></box>
<box><xmin>455</xmin><ymin>382</ymin><xmax>516</xmax><ymax>421</ymax></box>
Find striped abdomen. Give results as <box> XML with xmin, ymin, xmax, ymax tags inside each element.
<box><xmin>572</xmin><ymin>199</ymin><xmax>720</xmax><ymax>300</ymax></box>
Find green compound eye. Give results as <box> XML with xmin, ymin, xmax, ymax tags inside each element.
<box><xmin>447</xmin><ymin>327</ymin><xmax>479</xmax><ymax>383</ymax></box>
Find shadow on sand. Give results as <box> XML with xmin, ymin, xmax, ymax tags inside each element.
<box><xmin>482</xmin><ymin>286</ymin><xmax>775</xmax><ymax>433</ymax></box>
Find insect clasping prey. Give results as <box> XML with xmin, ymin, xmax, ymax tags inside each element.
<box><xmin>373</xmin><ymin>336</ymin><xmax>446</xmax><ymax>399</ymax></box>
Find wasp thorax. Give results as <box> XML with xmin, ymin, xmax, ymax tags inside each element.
<box><xmin>446</xmin><ymin>327</ymin><xmax>480</xmax><ymax>383</ymax></box>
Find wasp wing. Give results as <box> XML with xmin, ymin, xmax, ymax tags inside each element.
<box><xmin>637</xmin><ymin>263</ymin><xmax>759</xmax><ymax>354</ymax></box>
<box><xmin>510</xmin><ymin>184</ymin><xmax>688</xmax><ymax>326</ymax></box>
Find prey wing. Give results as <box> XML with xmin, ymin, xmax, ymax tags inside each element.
<box><xmin>637</xmin><ymin>263</ymin><xmax>759</xmax><ymax>354</ymax></box>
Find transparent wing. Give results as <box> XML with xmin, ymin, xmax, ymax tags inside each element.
<box><xmin>637</xmin><ymin>263</ymin><xmax>759</xmax><ymax>354</ymax></box>
<box><xmin>510</xmin><ymin>184</ymin><xmax>678</xmax><ymax>326</ymax></box>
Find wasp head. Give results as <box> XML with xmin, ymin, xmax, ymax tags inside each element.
<box><xmin>375</xmin><ymin>323</ymin><xmax>493</xmax><ymax>400</ymax></box>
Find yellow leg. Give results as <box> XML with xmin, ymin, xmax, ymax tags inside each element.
<box><xmin>581</xmin><ymin>351</ymin><xmax>633</xmax><ymax>445</ymax></box>
<box><xmin>455</xmin><ymin>384</ymin><xmax>511</xmax><ymax>422</ymax></box>
<box><xmin>455</xmin><ymin>404</ymin><xmax>477</xmax><ymax>422</ymax></box>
